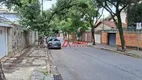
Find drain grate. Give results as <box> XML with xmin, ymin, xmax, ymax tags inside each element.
<box><xmin>53</xmin><ymin>74</ymin><xmax>63</xmax><ymax>80</ymax></box>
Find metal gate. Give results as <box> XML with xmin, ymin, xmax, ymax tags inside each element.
<box><xmin>108</xmin><ymin>33</ymin><xmax>116</xmax><ymax>46</ymax></box>
<box><xmin>0</xmin><ymin>27</ymin><xmax>7</xmax><ymax>58</ymax></box>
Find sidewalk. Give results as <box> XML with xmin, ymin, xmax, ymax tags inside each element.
<box><xmin>2</xmin><ymin>46</ymin><xmax>54</xmax><ymax>80</ymax></box>
<box><xmin>88</xmin><ymin>43</ymin><xmax>142</xmax><ymax>59</ymax></box>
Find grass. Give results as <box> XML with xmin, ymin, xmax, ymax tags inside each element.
<box><xmin>42</xmin><ymin>71</ymin><xmax>49</xmax><ymax>76</ymax></box>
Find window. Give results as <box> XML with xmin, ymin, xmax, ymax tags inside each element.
<box><xmin>49</xmin><ymin>39</ymin><xmax>52</xmax><ymax>41</ymax></box>
<box><xmin>54</xmin><ymin>39</ymin><xmax>60</xmax><ymax>41</ymax></box>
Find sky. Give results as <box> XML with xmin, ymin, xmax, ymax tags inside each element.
<box><xmin>43</xmin><ymin>0</ymin><xmax>57</xmax><ymax>10</ymax></box>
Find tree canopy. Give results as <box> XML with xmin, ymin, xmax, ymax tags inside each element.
<box><xmin>128</xmin><ymin>2</ymin><xmax>142</xmax><ymax>27</ymax></box>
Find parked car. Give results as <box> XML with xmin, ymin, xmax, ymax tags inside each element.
<box><xmin>47</xmin><ymin>37</ymin><xmax>61</xmax><ymax>49</ymax></box>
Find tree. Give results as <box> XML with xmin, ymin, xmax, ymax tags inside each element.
<box><xmin>127</xmin><ymin>2</ymin><xmax>142</xmax><ymax>27</ymax></box>
<box><xmin>81</xmin><ymin>0</ymin><xmax>103</xmax><ymax>45</ymax></box>
<box><xmin>95</xmin><ymin>0</ymin><xmax>140</xmax><ymax>51</ymax></box>
<box><xmin>49</xmin><ymin>0</ymin><xmax>90</xmax><ymax>40</ymax></box>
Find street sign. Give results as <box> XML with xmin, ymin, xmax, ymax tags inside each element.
<box><xmin>136</xmin><ymin>23</ymin><xmax>142</xmax><ymax>30</ymax></box>
<box><xmin>136</xmin><ymin>22</ymin><xmax>142</xmax><ymax>51</ymax></box>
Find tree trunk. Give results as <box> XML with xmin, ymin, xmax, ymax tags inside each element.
<box><xmin>117</xmin><ymin>12</ymin><xmax>126</xmax><ymax>51</ymax></box>
<box><xmin>91</xmin><ymin>26</ymin><xmax>95</xmax><ymax>45</ymax></box>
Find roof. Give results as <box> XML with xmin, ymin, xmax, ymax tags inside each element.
<box><xmin>95</xmin><ymin>30</ymin><xmax>102</xmax><ymax>34</ymax></box>
<box><xmin>0</xmin><ymin>16</ymin><xmax>12</xmax><ymax>24</ymax></box>
<box><xmin>96</xmin><ymin>21</ymin><xmax>127</xmax><ymax>28</ymax></box>
<box><xmin>0</xmin><ymin>23</ymin><xmax>13</xmax><ymax>28</ymax></box>
<box><xmin>0</xmin><ymin>8</ymin><xmax>17</xmax><ymax>14</ymax></box>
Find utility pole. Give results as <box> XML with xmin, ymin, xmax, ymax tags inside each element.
<box><xmin>103</xmin><ymin>14</ymin><xmax>104</xmax><ymax>30</ymax></box>
<box><xmin>136</xmin><ymin>22</ymin><xmax>142</xmax><ymax>51</ymax></box>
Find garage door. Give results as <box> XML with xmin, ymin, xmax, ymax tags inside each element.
<box><xmin>108</xmin><ymin>33</ymin><xmax>116</xmax><ymax>46</ymax></box>
<box><xmin>95</xmin><ymin>34</ymin><xmax>101</xmax><ymax>44</ymax></box>
<box><xmin>0</xmin><ymin>28</ymin><xmax>7</xmax><ymax>58</ymax></box>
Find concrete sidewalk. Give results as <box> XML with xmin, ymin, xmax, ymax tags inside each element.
<box><xmin>2</xmin><ymin>46</ymin><xmax>54</xmax><ymax>80</ymax></box>
<box><xmin>88</xmin><ymin>43</ymin><xmax>142</xmax><ymax>59</ymax></box>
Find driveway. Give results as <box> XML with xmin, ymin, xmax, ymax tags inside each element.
<box><xmin>50</xmin><ymin>47</ymin><xmax>142</xmax><ymax>80</ymax></box>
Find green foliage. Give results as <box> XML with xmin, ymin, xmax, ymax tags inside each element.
<box><xmin>49</xmin><ymin>0</ymin><xmax>100</xmax><ymax>40</ymax></box>
<box><xmin>1</xmin><ymin>0</ymin><xmax>52</xmax><ymax>36</ymax></box>
<box><xmin>1</xmin><ymin>0</ymin><xmax>100</xmax><ymax>38</ymax></box>
<box><xmin>49</xmin><ymin>0</ymin><xmax>91</xmax><ymax>36</ymax></box>
<box><xmin>128</xmin><ymin>2</ymin><xmax>142</xmax><ymax>26</ymax></box>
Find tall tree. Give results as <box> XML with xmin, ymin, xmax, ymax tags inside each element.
<box><xmin>127</xmin><ymin>2</ymin><xmax>142</xmax><ymax>28</ymax></box>
<box><xmin>50</xmin><ymin>0</ymin><xmax>90</xmax><ymax>40</ymax></box>
<box><xmin>95</xmin><ymin>0</ymin><xmax>140</xmax><ymax>51</ymax></box>
<box><xmin>81</xmin><ymin>0</ymin><xmax>102</xmax><ymax>45</ymax></box>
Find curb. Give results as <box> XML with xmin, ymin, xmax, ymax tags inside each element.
<box><xmin>88</xmin><ymin>45</ymin><xmax>142</xmax><ymax>59</ymax></box>
<box><xmin>47</xmin><ymin>49</ymin><xmax>63</xmax><ymax>80</ymax></box>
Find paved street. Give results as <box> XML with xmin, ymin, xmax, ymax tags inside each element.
<box><xmin>51</xmin><ymin>47</ymin><xmax>142</xmax><ymax>80</ymax></box>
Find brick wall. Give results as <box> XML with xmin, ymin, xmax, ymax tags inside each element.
<box><xmin>102</xmin><ymin>32</ymin><xmax>108</xmax><ymax>44</ymax></box>
<box><xmin>102</xmin><ymin>31</ymin><xmax>142</xmax><ymax>48</ymax></box>
<box><xmin>116</xmin><ymin>32</ymin><xmax>142</xmax><ymax>48</ymax></box>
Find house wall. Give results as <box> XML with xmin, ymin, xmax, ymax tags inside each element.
<box><xmin>95</xmin><ymin>24</ymin><xmax>112</xmax><ymax>31</ymax></box>
<box><xmin>110</xmin><ymin>11</ymin><xmax>127</xmax><ymax>24</ymax></box>
<box><xmin>120</xmin><ymin>12</ymin><xmax>127</xmax><ymax>24</ymax></box>
<box><xmin>81</xmin><ymin>32</ymin><xmax>92</xmax><ymax>42</ymax></box>
<box><xmin>95</xmin><ymin>24</ymin><xmax>112</xmax><ymax>44</ymax></box>
<box><xmin>7</xmin><ymin>26</ymin><xmax>37</xmax><ymax>57</ymax></box>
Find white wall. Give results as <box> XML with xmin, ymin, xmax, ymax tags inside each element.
<box><xmin>110</xmin><ymin>11</ymin><xmax>127</xmax><ymax>24</ymax></box>
<box><xmin>0</xmin><ymin>27</ymin><xmax>7</xmax><ymax>58</ymax></box>
<box><xmin>95</xmin><ymin>24</ymin><xmax>112</xmax><ymax>31</ymax></box>
<box><xmin>120</xmin><ymin>12</ymin><xmax>127</xmax><ymax>24</ymax></box>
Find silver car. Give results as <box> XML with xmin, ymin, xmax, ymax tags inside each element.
<box><xmin>47</xmin><ymin>37</ymin><xmax>61</xmax><ymax>49</ymax></box>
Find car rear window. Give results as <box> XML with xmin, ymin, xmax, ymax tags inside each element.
<box><xmin>49</xmin><ymin>39</ymin><xmax>52</xmax><ymax>41</ymax></box>
<box><xmin>54</xmin><ymin>39</ymin><xmax>60</xmax><ymax>41</ymax></box>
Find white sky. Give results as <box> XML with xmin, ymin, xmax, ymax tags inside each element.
<box><xmin>42</xmin><ymin>0</ymin><xmax>57</xmax><ymax>10</ymax></box>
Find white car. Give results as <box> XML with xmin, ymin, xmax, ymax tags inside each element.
<box><xmin>47</xmin><ymin>37</ymin><xmax>61</xmax><ymax>49</ymax></box>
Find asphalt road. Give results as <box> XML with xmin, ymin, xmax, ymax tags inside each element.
<box><xmin>50</xmin><ymin>47</ymin><xmax>142</xmax><ymax>80</ymax></box>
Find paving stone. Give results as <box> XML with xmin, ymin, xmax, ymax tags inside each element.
<box><xmin>33</xmin><ymin>59</ymin><xmax>46</xmax><ymax>65</ymax></box>
<box><xmin>31</xmin><ymin>70</ymin><xmax>53</xmax><ymax>80</ymax></box>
